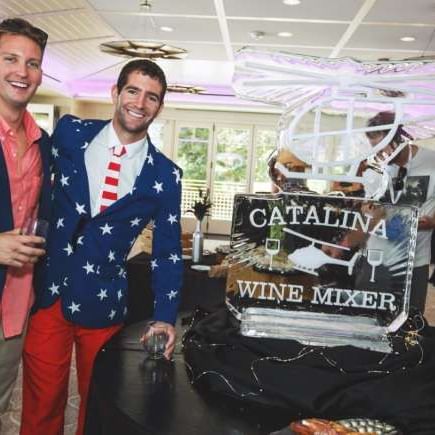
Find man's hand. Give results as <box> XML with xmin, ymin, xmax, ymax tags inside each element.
<box><xmin>0</xmin><ymin>229</ymin><xmax>46</xmax><ymax>267</ymax></box>
<box><xmin>418</xmin><ymin>215</ymin><xmax>435</xmax><ymax>231</ymax></box>
<box><xmin>140</xmin><ymin>320</ymin><xmax>176</xmax><ymax>360</ymax></box>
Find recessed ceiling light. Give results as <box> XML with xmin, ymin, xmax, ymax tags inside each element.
<box><xmin>160</xmin><ymin>26</ymin><xmax>173</xmax><ymax>32</ymax></box>
<box><xmin>400</xmin><ymin>36</ymin><xmax>415</xmax><ymax>42</ymax></box>
<box><xmin>278</xmin><ymin>31</ymin><xmax>293</xmax><ymax>38</ymax></box>
<box><xmin>283</xmin><ymin>0</ymin><xmax>301</xmax><ymax>5</ymax></box>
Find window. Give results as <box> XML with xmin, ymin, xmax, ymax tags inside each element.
<box><xmin>169</xmin><ymin>112</ymin><xmax>279</xmax><ymax>234</ymax></box>
<box><xmin>211</xmin><ymin>125</ymin><xmax>251</xmax><ymax>223</ymax></box>
<box><xmin>174</xmin><ymin>124</ymin><xmax>212</xmax><ymax>218</ymax></box>
<box><xmin>252</xmin><ymin>127</ymin><xmax>276</xmax><ymax>193</ymax></box>
<box><xmin>148</xmin><ymin>120</ymin><xmax>165</xmax><ymax>151</ymax></box>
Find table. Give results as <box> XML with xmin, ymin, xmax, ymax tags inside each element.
<box><xmin>126</xmin><ymin>253</ymin><xmax>226</xmax><ymax>325</ymax></box>
<box><xmin>183</xmin><ymin>307</ymin><xmax>435</xmax><ymax>435</ymax></box>
<box><xmin>84</xmin><ymin>321</ymin><xmax>291</xmax><ymax>435</ymax></box>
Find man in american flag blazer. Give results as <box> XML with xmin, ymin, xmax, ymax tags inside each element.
<box><xmin>21</xmin><ymin>59</ymin><xmax>183</xmax><ymax>435</ymax></box>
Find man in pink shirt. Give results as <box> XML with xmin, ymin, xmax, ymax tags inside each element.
<box><xmin>0</xmin><ymin>18</ymin><xmax>51</xmax><ymax>429</ymax></box>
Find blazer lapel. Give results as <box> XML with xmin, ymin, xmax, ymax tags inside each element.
<box><xmin>132</xmin><ymin>138</ymin><xmax>159</xmax><ymax>196</ymax></box>
<box><xmin>0</xmin><ymin>145</ymin><xmax>13</xmax><ymax>232</ymax></box>
<box><xmin>36</xmin><ymin>131</ymin><xmax>52</xmax><ymax>220</ymax></box>
<box><xmin>69</xmin><ymin>120</ymin><xmax>109</xmax><ymax>213</ymax></box>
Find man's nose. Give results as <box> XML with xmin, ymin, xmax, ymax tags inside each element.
<box><xmin>134</xmin><ymin>93</ymin><xmax>147</xmax><ymax>108</ymax></box>
<box><xmin>15</xmin><ymin>61</ymin><xmax>29</xmax><ymax>77</ymax></box>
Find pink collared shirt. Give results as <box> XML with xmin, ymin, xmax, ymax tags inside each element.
<box><xmin>0</xmin><ymin>111</ymin><xmax>42</xmax><ymax>338</ymax></box>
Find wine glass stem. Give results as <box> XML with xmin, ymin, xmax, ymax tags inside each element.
<box><xmin>370</xmin><ymin>266</ymin><xmax>375</xmax><ymax>282</ymax></box>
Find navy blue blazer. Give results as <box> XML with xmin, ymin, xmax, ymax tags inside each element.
<box><xmin>36</xmin><ymin>115</ymin><xmax>183</xmax><ymax>327</ymax></box>
<box><xmin>0</xmin><ymin>129</ymin><xmax>51</xmax><ymax>301</ymax></box>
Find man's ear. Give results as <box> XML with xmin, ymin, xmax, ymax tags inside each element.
<box><xmin>111</xmin><ymin>85</ymin><xmax>119</xmax><ymax>104</ymax></box>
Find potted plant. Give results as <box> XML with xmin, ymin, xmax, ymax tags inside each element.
<box><xmin>187</xmin><ymin>188</ymin><xmax>212</xmax><ymax>222</ymax></box>
<box><xmin>187</xmin><ymin>189</ymin><xmax>212</xmax><ymax>262</ymax></box>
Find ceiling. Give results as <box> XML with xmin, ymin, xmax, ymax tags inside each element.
<box><xmin>2</xmin><ymin>0</ymin><xmax>435</xmax><ymax>108</ymax></box>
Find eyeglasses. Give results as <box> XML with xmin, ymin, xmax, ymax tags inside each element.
<box><xmin>0</xmin><ymin>18</ymin><xmax>48</xmax><ymax>50</ymax></box>
<box><xmin>394</xmin><ymin>166</ymin><xmax>407</xmax><ymax>191</ymax></box>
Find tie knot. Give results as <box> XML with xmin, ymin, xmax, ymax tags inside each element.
<box><xmin>113</xmin><ymin>145</ymin><xmax>126</xmax><ymax>157</ymax></box>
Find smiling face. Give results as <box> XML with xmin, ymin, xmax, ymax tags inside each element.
<box><xmin>111</xmin><ymin>70</ymin><xmax>163</xmax><ymax>144</ymax></box>
<box><xmin>0</xmin><ymin>33</ymin><xmax>43</xmax><ymax>114</ymax></box>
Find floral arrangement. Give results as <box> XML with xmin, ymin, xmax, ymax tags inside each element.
<box><xmin>187</xmin><ymin>188</ymin><xmax>212</xmax><ymax>222</ymax></box>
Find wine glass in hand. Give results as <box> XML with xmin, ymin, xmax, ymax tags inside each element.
<box><xmin>142</xmin><ymin>322</ymin><xmax>168</xmax><ymax>360</ymax></box>
<box><xmin>22</xmin><ymin>218</ymin><xmax>49</xmax><ymax>247</ymax></box>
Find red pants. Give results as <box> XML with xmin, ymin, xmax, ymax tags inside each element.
<box><xmin>20</xmin><ymin>300</ymin><xmax>122</xmax><ymax>435</ymax></box>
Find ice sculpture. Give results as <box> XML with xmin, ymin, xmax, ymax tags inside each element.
<box><xmin>225</xmin><ymin>49</ymin><xmax>435</xmax><ymax>352</ymax></box>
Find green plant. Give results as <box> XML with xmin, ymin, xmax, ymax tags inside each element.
<box><xmin>187</xmin><ymin>188</ymin><xmax>212</xmax><ymax>222</ymax></box>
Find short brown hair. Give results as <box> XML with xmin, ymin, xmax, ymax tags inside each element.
<box><xmin>116</xmin><ymin>59</ymin><xmax>167</xmax><ymax>102</ymax></box>
<box><xmin>0</xmin><ymin>18</ymin><xmax>48</xmax><ymax>53</ymax></box>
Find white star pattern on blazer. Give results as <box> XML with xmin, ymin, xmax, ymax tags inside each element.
<box><xmin>37</xmin><ymin>115</ymin><xmax>183</xmax><ymax>328</ymax></box>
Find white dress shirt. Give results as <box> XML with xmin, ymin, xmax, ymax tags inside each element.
<box><xmin>85</xmin><ymin>122</ymin><xmax>149</xmax><ymax>217</ymax></box>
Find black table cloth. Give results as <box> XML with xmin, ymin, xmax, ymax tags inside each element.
<box><xmin>85</xmin><ymin>321</ymin><xmax>290</xmax><ymax>435</ymax></box>
<box><xmin>183</xmin><ymin>307</ymin><xmax>435</xmax><ymax>435</ymax></box>
<box><xmin>85</xmin><ymin>308</ymin><xmax>435</xmax><ymax>435</ymax></box>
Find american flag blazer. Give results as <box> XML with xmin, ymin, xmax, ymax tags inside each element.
<box><xmin>36</xmin><ymin>115</ymin><xmax>183</xmax><ymax>328</ymax></box>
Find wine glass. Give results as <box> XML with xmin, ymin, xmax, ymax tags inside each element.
<box><xmin>265</xmin><ymin>238</ymin><xmax>280</xmax><ymax>270</ymax></box>
<box><xmin>367</xmin><ymin>249</ymin><xmax>383</xmax><ymax>283</ymax></box>
<box><xmin>22</xmin><ymin>218</ymin><xmax>49</xmax><ymax>247</ymax></box>
<box><xmin>142</xmin><ymin>322</ymin><xmax>168</xmax><ymax>360</ymax></box>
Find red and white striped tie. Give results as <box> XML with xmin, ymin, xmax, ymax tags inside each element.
<box><xmin>99</xmin><ymin>145</ymin><xmax>126</xmax><ymax>212</ymax></box>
